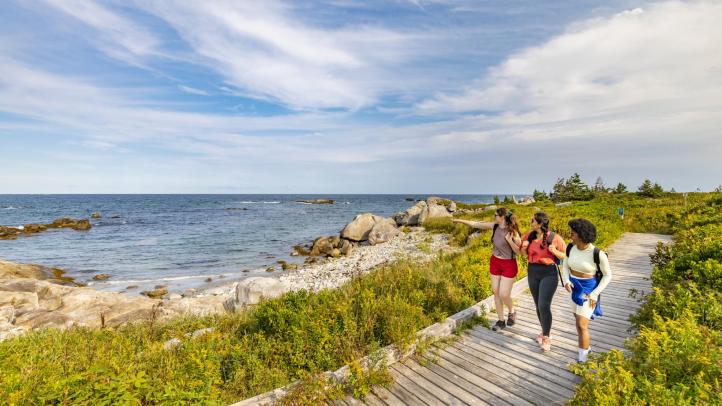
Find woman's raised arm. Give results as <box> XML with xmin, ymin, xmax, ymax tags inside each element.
<box><xmin>451</xmin><ymin>218</ymin><xmax>495</xmax><ymax>230</ymax></box>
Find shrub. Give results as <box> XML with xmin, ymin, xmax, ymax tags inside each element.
<box><xmin>570</xmin><ymin>313</ymin><xmax>722</xmax><ymax>405</ymax></box>
<box><xmin>571</xmin><ymin>192</ymin><xmax>722</xmax><ymax>404</ymax></box>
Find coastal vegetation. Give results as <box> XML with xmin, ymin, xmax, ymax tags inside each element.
<box><xmin>570</xmin><ymin>192</ymin><xmax>722</xmax><ymax>405</ymax></box>
<box><xmin>0</xmin><ymin>185</ymin><xmax>712</xmax><ymax>404</ymax></box>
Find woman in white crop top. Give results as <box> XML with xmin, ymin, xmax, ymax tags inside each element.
<box><xmin>561</xmin><ymin>218</ymin><xmax>612</xmax><ymax>363</ymax></box>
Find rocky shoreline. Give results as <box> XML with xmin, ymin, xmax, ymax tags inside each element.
<box><xmin>0</xmin><ymin>197</ymin><xmax>462</xmax><ymax>341</ymax></box>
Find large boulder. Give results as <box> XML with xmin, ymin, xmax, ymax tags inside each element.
<box><xmin>419</xmin><ymin>203</ymin><xmax>452</xmax><ymax>224</ymax></box>
<box><xmin>393</xmin><ymin>201</ymin><xmax>427</xmax><ymax>226</ymax></box>
<box><xmin>297</xmin><ymin>199</ymin><xmax>334</xmax><ymax>204</ymax></box>
<box><xmin>368</xmin><ymin>219</ymin><xmax>401</xmax><ymax>245</ymax></box>
<box><xmin>231</xmin><ymin>277</ymin><xmax>290</xmax><ymax>307</ymax></box>
<box><xmin>447</xmin><ymin>201</ymin><xmax>457</xmax><ymax>212</ymax></box>
<box><xmin>426</xmin><ymin>196</ymin><xmax>448</xmax><ymax>206</ymax></box>
<box><xmin>341</xmin><ymin>213</ymin><xmax>386</xmax><ymax>242</ymax></box>
<box><xmin>519</xmin><ymin>196</ymin><xmax>535</xmax><ymax>206</ymax></box>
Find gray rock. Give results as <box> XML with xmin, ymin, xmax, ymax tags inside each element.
<box><xmin>447</xmin><ymin>201</ymin><xmax>457</xmax><ymax>212</ymax></box>
<box><xmin>394</xmin><ymin>201</ymin><xmax>427</xmax><ymax>226</ymax></box>
<box><xmin>368</xmin><ymin>218</ymin><xmax>401</xmax><ymax>245</ymax></box>
<box><xmin>555</xmin><ymin>202</ymin><xmax>573</xmax><ymax>207</ymax></box>
<box><xmin>341</xmin><ymin>213</ymin><xmax>387</xmax><ymax>242</ymax></box>
<box><xmin>419</xmin><ymin>203</ymin><xmax>452</xmax><ymax>224</ymax></box>
<box><xmin>190</xmin><ymin>327</ymin><xmax>215</xmax><ymax>339</ymax></box>
<box><xmin>164</xmin><ymin>338</ymin><xmax>182</xmax><ymax>350</ymax></box>
<box><xmin>168</xmin><ymin>293</ymin><xmax>182</xmax><ymax>300</ymax></box>
<box><xmin>0</xmin><ymin>305</ymin><xmax>15</xmax><ymax>325</ymax></box>
<box><xmin>182</xmin><ymin>289</ymin><xmax>197</xmax><ymax>298</ymax></box>
<box><xmin>232</xmin><ymin>277</ymin><xmax>291</xmax><ymax>307</ymax></box>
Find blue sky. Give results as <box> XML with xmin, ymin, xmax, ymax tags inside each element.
<box><xmin>1</xmin><ymin>0</ymin><xmax>721</xmax><ymax>193</ymax></box>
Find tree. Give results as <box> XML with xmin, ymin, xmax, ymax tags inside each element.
<box><xmin>715</xmin><ymin>185</ymin><xmax>722</xmax><ymax>193</ymax></box>
<box><xmin>493</xmin><ymin>195</ymin><xmax>500</xmax><ymax>205</ymax></box>
<box><xmin>612</xmin><ymin>182</ymin><xmax>628</xmax><ymax>194</ymax></box>
<box><xmin>550</xmin><ymin>173</ymin><xmax>595</xmax><ymax>202</ymax></box>
<box><xmin>503</xmin><ymin>195</ymin><xmax>513</xmax><ymax>204</ymax></box>
<box><xmin>638</xmin><ymin>179</ymin><xmax>664</xmax><ymax>198</ymax></box>
<box><xmin>533</xmin><ymin>189</ymin><xmax>549</xmax><ymax>201</ymax></box>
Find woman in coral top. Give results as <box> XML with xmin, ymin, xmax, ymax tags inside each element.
<box><xmin>521</xmin><ymin>212</ymin><xmax>566</xmax><ymax>352</ymax></box>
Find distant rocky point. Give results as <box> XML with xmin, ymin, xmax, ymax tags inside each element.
<box><xmin>297</xmin><ymin>199</ymin><xmax>335</xmax><ymax>204</ymax></box>
<box><xmin>0</xmin><ymin>217</ymin><xmax>92</xmax><ymax>240</ymax></box>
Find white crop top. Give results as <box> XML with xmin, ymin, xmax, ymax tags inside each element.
<box><xmin>561</xmin><ymin>244</ymin><xmax>612</xmax><ymax>300</ymax></box>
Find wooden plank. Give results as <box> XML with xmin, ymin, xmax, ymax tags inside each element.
<box><xmin>371</xmin><ymin>385</ymin><xmax>408</xmax><ymax>406</ymax></box>
<box><xmin>439</xmin><ymin>345</ymin><xmax>570</xmax><ymax>403</ymax></box>
<box><xmin>511</xmin><ymin>317</ymin><xmax>622</xmax><ymax>351</ymax></box>
<box><xmin>513</xmin><ymin>298</ymin><xmax>637</xmax><ymax>328</ymax></box>
<box><xmin>454</xmin><ymin>338</ymin><xmax>578</xmax><ymax>389</ymax></box>
<box><xmin>403</xmin><ymin>358</ymin><xmax>491</xmax><ymax>405</ymax></box>
<box><xmin>464</xmin><ymin>330</ymin><xmax>577</xmax><ymax>372</ymax></box>
<box><xmin>380</xmin><ymin>380</ymin><xmax>428</xmax><ymax>406</ymax></box>
<box><xmin>391</xmin><ymin>363</ymin><xmax>453</xmax><ymax>405</ymax></box>
<box><xmin>501</xmin><ymin>321</ymin><xmax>594</xmax><ymax>354</ymax></box>
<box><xmin>516</xmin><ymin>310</ymin><xmax>632</xmax><ymax>341</ymax></box>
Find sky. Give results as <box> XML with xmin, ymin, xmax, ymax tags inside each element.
<box><xmin>1</xmin><ymin>0</ymin><xmax>720</xmax><ymax>194</ymax></box>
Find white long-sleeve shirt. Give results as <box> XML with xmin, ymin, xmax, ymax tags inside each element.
<box><xmin>561</xmin><ymin>244</ymin><xmax>612</xmax><ymax>301</ymax></box>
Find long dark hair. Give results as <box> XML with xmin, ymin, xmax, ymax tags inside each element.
<box><xmin>496</xmin><ymin>207</ymin><xmax>521</xmax><ymax>237</ymax></box>
<box><xmin>532</xmin><ymin>212</ymin><xmax>551</xmax><ymax>248</ymax></box>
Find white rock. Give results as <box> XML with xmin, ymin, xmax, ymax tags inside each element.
<box><xmin>190</xmin><ymin>327</ymin><xmax>215</xmax><ymax>339</ymax></box>
<box><xmin>164</xmin><ymin>338</ymin><xmax>182</xmax><ymax>350</ymax></box>
<box><xmin>233</xmin><ymin>277</ymin><xmax>290</xmax><ymax>306</ymax></box>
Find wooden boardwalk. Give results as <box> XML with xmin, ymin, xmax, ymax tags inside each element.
<box><xmin>332</xmin><ymin>233</ymin><xmax>671</xmax><ymax>406</ymax></box>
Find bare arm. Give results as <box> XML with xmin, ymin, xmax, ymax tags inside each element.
<box><xmin>451</xmin><ymin>219</ymin><xmax>495</xmax><ymax>230</ymax></box>
<box><xmin>520</xmin><ymin>240</ymin><xmax>530</xmax><ymax>257</ymax></box>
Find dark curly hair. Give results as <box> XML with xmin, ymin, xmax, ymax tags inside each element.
<box><xmin>568</xmin><ymin>218</ymin><xmax>597</xmax><ymax>244</ymax></box>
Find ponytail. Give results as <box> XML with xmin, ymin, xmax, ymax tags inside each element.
<box><xmin>533</xmin><ymin>212</ymin><xmax>551</xmax><ymax>248</ymax></box>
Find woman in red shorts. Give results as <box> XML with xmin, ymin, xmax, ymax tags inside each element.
<box><xmin>453</xmin><ymin>207</ymin><xmax>522</xmax><ymax>331</ymax></box>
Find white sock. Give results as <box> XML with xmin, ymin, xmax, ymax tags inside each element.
<box><xmin>578</xmin><ymin>347</ymin><xmax>590</xmax><ymax>362</ymax></box>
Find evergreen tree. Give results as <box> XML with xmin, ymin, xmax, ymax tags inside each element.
<box><xmin>550</xmin><ymin>173</ymin><xmax>594</xmax><ymax>202</ymax></box>
<box><xmin>493</xmin><ymin>195</ymin><xmax>500</xmax><ymax>205</ymax></box>
<box><xmin>638</xmin><ymin>179</ymin><xmax>664</xmax><ymax>197</ymax></box>
<box><xmin>613</xmin><ymin>182</ymin><xmax>628</xmax><ymax>194</ymax></box>
<box><xmin>533</xmin><ymin>189</ymin><xmax>549</xmax><ymax>201</ymax></box>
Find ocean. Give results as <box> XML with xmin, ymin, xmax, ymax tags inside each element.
<box><xmin>0</xmin><ymin>194</ymin><xmax>502</xmax><ymax>293</ymax></box>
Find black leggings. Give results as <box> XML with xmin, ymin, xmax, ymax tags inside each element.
<box><xmin>528</xmin><ymin>263</ymin><xmax>559</xmax><ymax>336</ymax></box>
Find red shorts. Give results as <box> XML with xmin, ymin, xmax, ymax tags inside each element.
<box><xmin>490</xmin><ymin>255</ymin><xmax>518</xmax><ymax>278</ymax></box>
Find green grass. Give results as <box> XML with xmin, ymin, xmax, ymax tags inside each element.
<box><xmin>0</xmin><ymin>193</ymin><xmax>695</xmax><ymax>405</ymax></box>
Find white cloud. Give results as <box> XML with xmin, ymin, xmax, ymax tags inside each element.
<box><xmin>131</xmin><ymin>1</ymin><xmax>416</xmax><ymax>110</ymax></box>
<box><xmin>42</xmin><ymin>0</ymin><xmax>161</xmax><ymax>64</ymax></box>
<box><xmin>178</xmin><ymin>85</ymin><xmax>210</xmax><ymax>96</ymax></box>
<box><xmin>416</xmin><ymin>1</ymin><xmax>722</xmax><ymax>144</ymax></box>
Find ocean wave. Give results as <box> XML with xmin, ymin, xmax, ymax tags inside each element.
<box><xmin>91</xmin><ymin>274</ymin><xmax>216</xmax><ymax>285</ymax></box>
<box><xmin>237</xmin><ymin>201</ymin><xmax>281</xmax><ymax>204</ymax></box>
<box><xmin>2</xmin><ymin>206</ymin><xmax>18</xmax><ymax>210</ymax></box>
<box><xmin>90</xmin><ymin>268</ymin><xmax>259</xmax><ymax>285</ymax></box>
